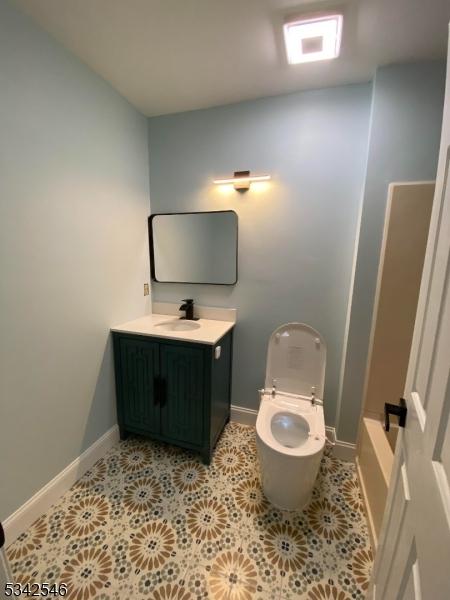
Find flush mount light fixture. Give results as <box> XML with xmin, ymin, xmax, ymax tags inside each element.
<box><xmin>213</xmin><ymin>171</ymin><xmax>271</xmax><ymax>192</ymax></box>
<box><xmin>283</xmin><ymin>13</ymin><xmax>343</xmax><ymax>64</ymax></box>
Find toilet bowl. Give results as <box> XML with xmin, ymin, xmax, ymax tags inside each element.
<box><xmin>256</xmin><ymin>323</ymin><xmax>327</xmax><ymax>511</ymax></box>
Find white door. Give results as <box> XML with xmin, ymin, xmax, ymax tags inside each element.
<box><xmin>369</xmin><ymin>27</ymin><xmax>450</xmax><ymax>600</ymax></box>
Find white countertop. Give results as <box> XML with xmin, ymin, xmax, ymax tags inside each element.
<box><xmin>111</xmin><ymin>313</ymin><xmax>235</xmax><ymax>345</ymax></box>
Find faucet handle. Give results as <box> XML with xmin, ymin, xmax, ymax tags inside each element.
<box><xmin>182</xmin><ymin>298</ymin><xmax>193</xmax><ymax>304</ymax></box>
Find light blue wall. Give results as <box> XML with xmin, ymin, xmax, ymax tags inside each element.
<box><xmin>337</xmin><ymin>61</ymin><xmax>446</xmax><ymax>442</ymax></box>
<box><xmin>0</xmin><ymin>0</ymin><xmax>150</xmax><ymax>520</ymax></box>
<box><xmin>148</xmin><ymin>84</ymin><xmax>372</xmax><ymax>427</ymax></box>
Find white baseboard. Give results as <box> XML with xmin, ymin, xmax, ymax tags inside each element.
<box><xmin>332</xmin><ymin>438</ymin><xmax>356</xmax><ymax>462</ymax></box>
<box><xmin>4</xmin><ymin>425</ymin><xmax>119</xmax><ymax>546</ymax></box>
<box><xmin>230</xmin><ymin>404</ymin><xmax>258</xmax><ymax>426</ymax></box>
<box><xmin>230</xmin><ymin>404</ymin><xmax>355</xmax><ymax>462</ymax></box>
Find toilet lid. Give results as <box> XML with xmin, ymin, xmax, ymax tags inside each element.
<box><xmin>264</xmin><ymin>323</ymin><xmax>326</xmax><ymax>399</ymax></box>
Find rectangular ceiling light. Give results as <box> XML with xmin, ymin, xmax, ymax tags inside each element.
<box><xmin>284</xmin><ymin>13</ymin><xmax>343</xmax><ymax>64</ymax></box>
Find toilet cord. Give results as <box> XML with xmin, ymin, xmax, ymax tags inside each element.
<box><xmin>310</xmin><ymin>432</ymin><xmax>335</xmax><ymax>447</ymax></box>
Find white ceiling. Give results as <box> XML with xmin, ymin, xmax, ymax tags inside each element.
<box><xmin>13</xmin><ymin>0</ymin><xmax>450</xmax><ymax>116</ymax></box>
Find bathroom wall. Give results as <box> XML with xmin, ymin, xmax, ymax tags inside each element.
<box><xmin>0</xmin><ymin>0</ymin><xmax>150</xmax><ymax>520</ymax></box>
<box><xmin>148</xmin><ymin>84</ymin><xmax>372</xmax><ymax>428</ymax></box>
<box><xmin>337</xmin><ymin>61</ymin><xmax>446</xmax><ymax>443</ymax></box>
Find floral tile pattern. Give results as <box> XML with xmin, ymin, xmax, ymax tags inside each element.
<box><xmin>7</xmin><ymin>422</ymin><xmax>373</xmax><ymax>599</ymax></box>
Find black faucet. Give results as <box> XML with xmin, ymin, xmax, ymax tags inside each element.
<box><xmin>179</xmin><ymin>299</ymin><xmax>195</xmax><ymax>320</ymax></box>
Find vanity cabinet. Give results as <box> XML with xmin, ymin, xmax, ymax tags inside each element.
<box><xmin>112</xmin><ymin>330</ymin><xmax>233</xmax><ymax>463</ymax></box>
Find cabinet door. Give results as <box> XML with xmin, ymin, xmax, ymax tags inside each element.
<box><xmin>160</xmin><ymin>344</ymin><xmax>205</xmax><ymax>446</ymax></box>
<box><xmin>118</xmin><ymin>338</ymin><xmax>160</xmax><ymax>434</ymax></box>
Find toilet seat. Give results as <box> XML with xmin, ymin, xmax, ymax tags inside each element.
<box><xmin>256</xmin><ymin>394</ymin><xmax>325</xmax><ymax>458</ymax></box>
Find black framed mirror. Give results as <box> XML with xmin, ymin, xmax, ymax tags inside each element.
<box><xmin>149</xmin><ymin>210</ymin><xmax>238</xmax><ymax>285</ymax></box>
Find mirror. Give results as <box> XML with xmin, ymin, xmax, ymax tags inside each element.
<box><xmin>149</xmin><ymin>211</ymin><xmax>238</xmax><ymax>285</ymax></box>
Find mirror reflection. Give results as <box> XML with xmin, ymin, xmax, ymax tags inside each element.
<box><xmin>150</xmin><ymin>211</ymin><xmax>238</xmax><ymax>284</ymax></box>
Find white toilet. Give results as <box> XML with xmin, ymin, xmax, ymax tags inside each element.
<box><xmin>256</xmin><ymin>323</ymin><xmax>327</xmax><ymax>511</ymax></box>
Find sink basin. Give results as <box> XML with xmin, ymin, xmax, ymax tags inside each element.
<box><xmin>155</xmin><ymin>320</ymin><xmax>201</xmax><ymax>332</ymax></box>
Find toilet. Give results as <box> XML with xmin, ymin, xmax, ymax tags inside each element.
<box><xmin>256</xmin><ymin>322</ymin><xmax>327</xmax><ymax>511</ymax></box>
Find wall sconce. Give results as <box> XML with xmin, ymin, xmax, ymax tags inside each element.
<box><xmin>213</xmin><ymin>170</ymin><xmax>271</xmax><ymax>192</ymax></box>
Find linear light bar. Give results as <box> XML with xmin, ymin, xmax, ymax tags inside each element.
<box><xmin>213</xmin><ymin>171</ymin><xmax>271</xmax><ymax>191</ymax></box>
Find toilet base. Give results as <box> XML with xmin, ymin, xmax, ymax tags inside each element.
<box><xmin>257</xmin><ymin>436</ymin><xmax>324</xmax><ymax>511</ymax></box>
<box><xmin>262</xmin><ymin>487</ymin><xmax>313</xmax><ymax>512</ymax></box>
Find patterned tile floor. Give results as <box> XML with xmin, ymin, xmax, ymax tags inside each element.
<box><xmin>8</xmin><ymin>423</ymin><xmax>373</xmax><ymax>599</ymax></box>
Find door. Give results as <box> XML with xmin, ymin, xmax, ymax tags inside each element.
<box><xmin>0</xmin><ymin>523</ymin><xmax>12</xmax><ymax>600</ymax></box>
<box><xmin>369</xmin><ymin>31</ymin><xmax>450</xmax><ymax>599</ymax></box>
<box><xmin>119</xmin><ymin>337</ymin><xmax>160</xmax><ymax>434</ymax></box>
<box><xmin>160</xmin><ymin>343</ymin><xmax>205</xmax><ymax>446</ymax></box>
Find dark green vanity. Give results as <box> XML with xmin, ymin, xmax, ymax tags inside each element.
<box><xmin>112</xmin><ymin>329</ymin><xmax>233</xmax><ymax>463</ymax></box>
